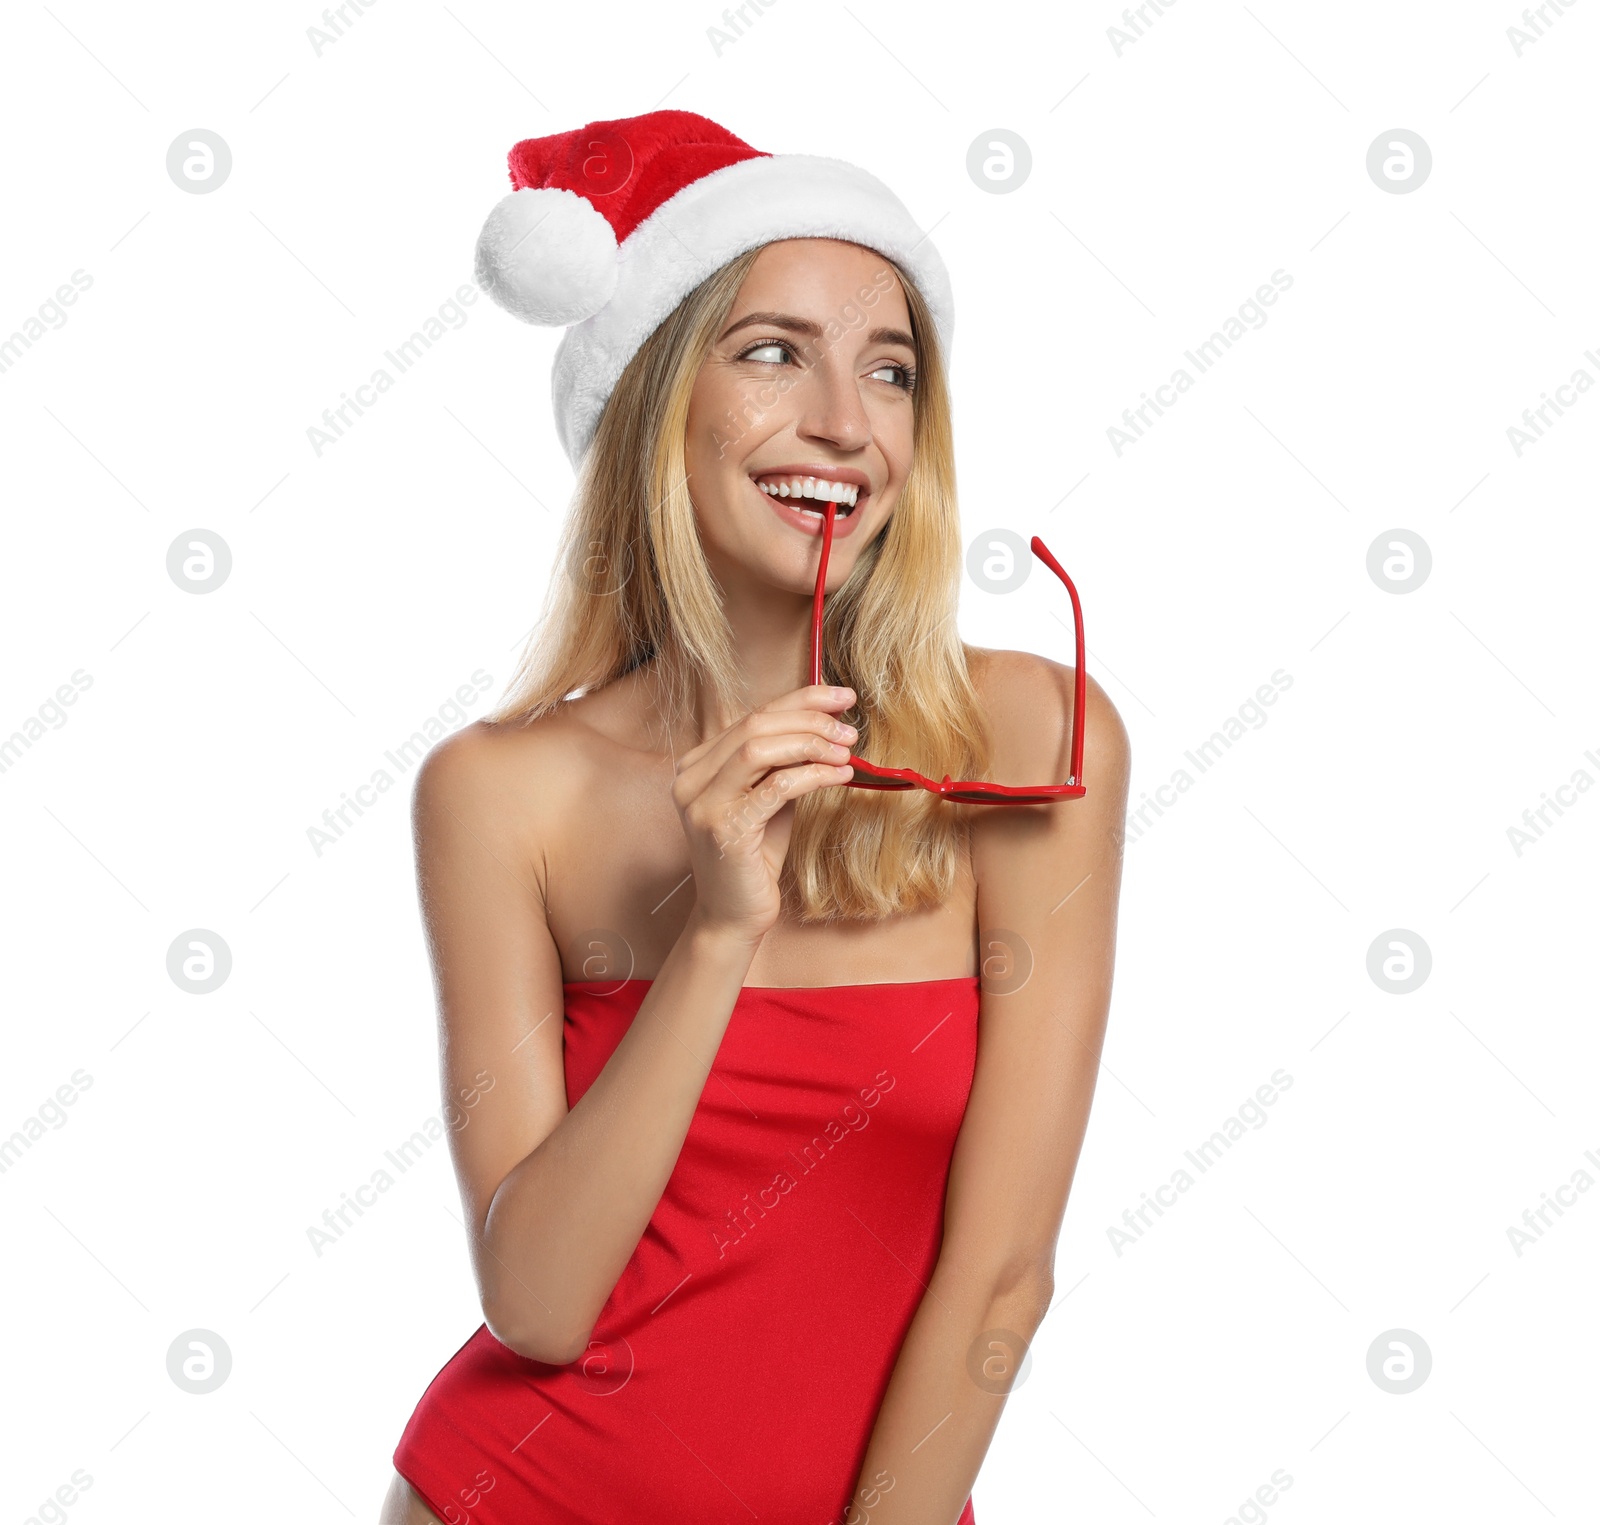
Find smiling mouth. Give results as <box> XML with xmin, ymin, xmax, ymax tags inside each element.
<box><xmin>751</xmin><ymin>473</ymin><xmax>864</xmax><ymax>516</ymax></box>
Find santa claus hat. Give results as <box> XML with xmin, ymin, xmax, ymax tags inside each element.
<box><xmin>473</xmin><ymin>109</ymin><xmax>954</xmax><ymax>467</ymax></box>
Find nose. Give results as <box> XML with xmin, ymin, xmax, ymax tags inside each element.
<box><xmin>795</xmin><ymin>352</ymin><xmax>872</xmax><ymax>453</ymax></box>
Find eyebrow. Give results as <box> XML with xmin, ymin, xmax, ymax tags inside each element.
<box><xmin>720</xmin><ymin>310</ymin><xmax>916</xmax><ymax>351</ymax></box>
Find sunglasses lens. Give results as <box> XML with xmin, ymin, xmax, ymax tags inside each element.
<box><xmin>949</xmin><ymin>787</ymin><xmax>1061</xmax><ymax>804</ymax></box>
<box><xmin>849</xmin><ymin>769</ymin><xmax>915</xmax><ymax>790</ymax></box>
<box><xmin>847</xmin><ymin>766</ymin><xmax>1080</xmax><ymax>804</ymax></box>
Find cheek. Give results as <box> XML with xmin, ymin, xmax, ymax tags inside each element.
<box><xmin>683</xmin><ymin>377</ymin><xmax>732</xmax><ymax>472</ymax></box>
<box><xmin>686</xmin><ymin>366</ymin><xmax>758</xmax><ymax>441</ymax></box>
<box><xmin>872</xmin><ymin>399</ymin><xmax>917</xmax><ymax>476</ymax></box>
<box><xmin>684</xmin><ymin>371</ymin><xmax>718</xmax><ymax>436</ymax></box>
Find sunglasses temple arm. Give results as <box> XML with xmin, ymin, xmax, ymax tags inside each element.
<box><xmin>810</xmin><ymin>499</ymin><xmax>837</xmax><ymax>687</ymax></box>
<box><xmin>1029</xmin><ymin>536</ymin><xmax>1087</xmax><ymax>790</ymax></box>
<box><xmin>812</xmin><ymin>511</ymin><xmax>1087</xmax><ymax>793</ymax></box>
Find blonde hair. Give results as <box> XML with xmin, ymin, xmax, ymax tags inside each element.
<box><xmin>486</xmin><ymin>242</ymin><xmax>992</xmax><ymax>921</ymax></box>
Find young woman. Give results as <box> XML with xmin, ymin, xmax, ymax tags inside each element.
<box><xmin>380</xmin><ymin>111</ymin><xmax>1130</xmax><ymax>1525</ymax></box>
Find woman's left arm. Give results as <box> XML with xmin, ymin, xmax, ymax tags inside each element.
<box><xmin>842</xmin><ymin>658</ymin><xmax>1132</xmax><ymax>1525</ymax></box>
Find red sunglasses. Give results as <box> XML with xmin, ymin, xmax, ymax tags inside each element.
<box><xmin>809</xmin><ymin>498</ymin><xmax>1088</xmax><ymax>805</ymax></box>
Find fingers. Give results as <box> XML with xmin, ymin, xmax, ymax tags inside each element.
<box><xmin>672</xmin><ymin>684</ymin><xmax>856</xmax><ymax>807</ymax></box>
<box><xmin>675</xmin><ymin>730</ymin><xmax>855</xmax><ymax>832</ymax></box>
<box><xmin>714</xmin><ymin>729</ymin><xmax>855</xmax><ymax>801</ymax></box>
<box><xmin>675</xmin><ymin>683</ymin><xmax>855</xmax><ymax>772</ymax></box>
<box><xmin>707</xmin><ymin>760</ymin><xmax>857</xmax><ymax>856</ymax></box>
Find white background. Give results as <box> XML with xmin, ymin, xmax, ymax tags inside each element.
<box><xmin>2</xmin><ymin>1</ymin><xmax>1597</xmax><ymax>1521</ymax></box>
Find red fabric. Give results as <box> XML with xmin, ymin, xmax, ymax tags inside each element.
<box><xmin>505</xmin><ymin>109</ymin><xmax>770</xmax><ymax>247</ymax></box>
<box><xmin>393</xmin><ymin>976</ymin><xmax>980</xmax><ymax>1524</ymax></box>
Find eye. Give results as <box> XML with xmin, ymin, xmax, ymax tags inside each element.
<box><xmin>736</xmin><ymin>338</ymin><xmax>916</xmax><ymax>392</ymax></box>
<box><xmin>737</xmin><ymin>339</ymin><xmax>793</xmax><ymax>365</ymax></box>
<box><xmin>869</xmin><ymin>361</ymin><xmax>917</xmax><ymax>393</ymax></box>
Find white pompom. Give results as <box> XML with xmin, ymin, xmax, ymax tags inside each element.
<box><xmin>474</xmin><ymin>187</ymin><xmax>618</xmax><ymax>326</ymax></box>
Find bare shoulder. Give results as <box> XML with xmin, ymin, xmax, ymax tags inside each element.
<box><xmin>410</xmin><ymin>696</ymin><xmax>617</xmax><ymax>861</ymax></box>
<box><xmin>409</xmin><ymin>673</ymin><xmax>659</xmax><ymax>860</ymax></box>
<box><xmin>965</xmin><ymin>645</ymin><xmax>1130</xmax><ymax>790</ymax></box>
<box><xmin>965</xmin><ymin>646</ymin><xmax>1132</xmax><ymax>908</ymax></box>
<box><xmin>413</xmin><ymin>711</ymin><xmax>573</xmax><ymax>824</ymax></box>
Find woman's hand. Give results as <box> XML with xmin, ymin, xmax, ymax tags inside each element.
<box><xmin>671</xmin><ymin>682</ymin><xmax>859</xmax><ymax>945</ymax></box>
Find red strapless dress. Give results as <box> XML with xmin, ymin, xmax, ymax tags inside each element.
<box><xmin>393</xmin><ymin>976</ymin><xmax>980</xmax><ymax>1524</ymax></box>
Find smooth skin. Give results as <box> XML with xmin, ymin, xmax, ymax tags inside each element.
<box><xmin>380</xmin><ymin>238</ymin><xmax>1130</xmax><ymax>1524</ymax></box>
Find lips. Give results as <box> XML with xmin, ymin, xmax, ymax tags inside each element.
<box><xmin>749</xmin><ymin>474</ymin><xmax>865</xmax><ymax>537</ymax></box>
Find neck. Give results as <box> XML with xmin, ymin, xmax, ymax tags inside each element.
<box><xmin>643</xmin><ymin>534</ymin><xmax>821</xmax><ymax>750</ymax></box>
<box><xmin>692</xmin><ymin>571</ymin><xmax>816</xmax><ymax>745</ymax></box>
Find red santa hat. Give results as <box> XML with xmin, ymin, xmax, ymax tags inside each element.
<box><xmin>473</xmin><ymin>109</ymin><xmax>954</xmax><ymax>467</ymax></box>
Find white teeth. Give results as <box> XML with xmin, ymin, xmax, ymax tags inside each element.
<box><xmin>754</xmin><ymin>474</ymin><xmax>861</xmax><ymax>510</ymax></box>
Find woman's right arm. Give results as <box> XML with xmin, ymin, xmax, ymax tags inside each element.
<box><xmin>412</xmin><ymin>684</ymin><xmax>858</xmax><ymax>1364</ymax></box>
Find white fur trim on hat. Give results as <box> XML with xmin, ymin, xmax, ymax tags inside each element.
<box><xmin>549</xmin><ymin>154</ymin><xmax>954</xmax><ymax>467</ymax></box>
<box><xmin>476</xmin><ymin>186</ymin><xmax>620</xmax><ymax>327</ymax></box>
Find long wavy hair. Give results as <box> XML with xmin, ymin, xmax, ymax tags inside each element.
<box><xmin>485</xmin><ymin>242</ymin><xmax>992</xmax><ymax>921</ymax></box>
